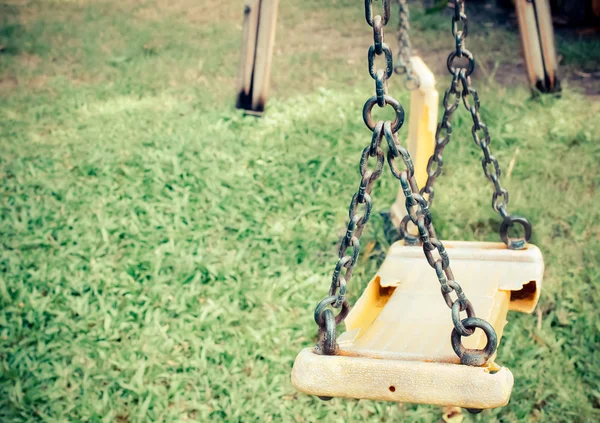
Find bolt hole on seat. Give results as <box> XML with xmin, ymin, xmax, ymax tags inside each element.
<box><xmin>291</xmin><ymin>0</ymin><xmax>543</xmax><ymax>413</ymax></box>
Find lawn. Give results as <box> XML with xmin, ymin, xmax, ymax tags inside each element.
<box><xmin>1</xmin><ymin>0</ymin><xmax>599</xmax><ymax>422</ymax></box>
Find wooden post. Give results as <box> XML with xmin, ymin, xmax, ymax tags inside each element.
<box><xmin>235</xmin><ymin>0</ymin><xmax>279</xmax><ymax>114</ymax></box>
<box><xmin>390</xmin><ymin>57</ymin><xmax>438</xmax><ymax>229</ymax></box>
<box><xmin>236</xmin><ymin>0</ymin><xmax>261</xmax><ymax>111</ymax></box>
<box><xmin>515</xmin><ymin>0</ymin><xmax>561</xmax><ymax>94</ymax></box>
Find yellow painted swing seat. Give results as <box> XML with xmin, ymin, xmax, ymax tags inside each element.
<box><xmin>292</xmin><ymin>240</ymin><xmax>544</xmax><ymax>409</ymax></box>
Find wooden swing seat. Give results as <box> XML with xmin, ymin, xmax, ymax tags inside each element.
<box><xmin>292</xmin><ymin>240</ymin><xmax>544</xmax><ymax>409</ymax></box>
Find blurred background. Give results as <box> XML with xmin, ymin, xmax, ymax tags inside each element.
<box><xmin>1</xmin><ymin>0</ymin><xmax>599</xmax><ymax>422</ymax></box>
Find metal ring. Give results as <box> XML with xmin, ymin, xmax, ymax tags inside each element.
<box><xmin>446</xmin><ymin>50</ymin><xmax>475</xmax><ymax>77</ymax></box>
<box><xmin>315</xmin><ymin>309</ymin><xmax>337</xmax><ymax>355</ymax></box>
<box><xmin>368</xmin><ymin>44</ymin><xmax>394</xmax><ymax>80</ymax></box>
<box><xmin>500</xmin><ymin>215</ymin><xmax>532</xmax><ymax>250</ymax></box>
<box><xmin>314</xmin><ymin>296</ymin><xmax>337</xmax><ymax>325</ymax></box>
<box><xmin>314</xmin><ymin>296</ymin><xmax>350</xmax><ymax>326</ymax></box>
<box><xmin>451</xmin><ymin>317</ymin><xmax>498</xmax><ymax>366</ymax></box>
<box><xmin>451</xmin><ymin>300</ymin><xmax>476</xmax><ymax>336</ymax></box>
<box><xmin>363</xmin><ymin>95</ymin><xmax>405</xmax><ymax>133</ymax></box>
<box><xmin>400</xmin><ymin>214</ymin><xmax>420</xmax><ymax>246</ymax></box>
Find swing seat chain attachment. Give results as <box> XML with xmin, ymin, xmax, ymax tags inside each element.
<box><xmin>313</xmin><ymin>0</ymin><xmax>498</xmax><ymax>371</ymax></box>
<box><xmin>413</xmin><ymin>0</ymin><xmax>533</xmax><ymax>250</ymax></box>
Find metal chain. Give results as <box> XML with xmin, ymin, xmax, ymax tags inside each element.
<box><xmin>394</xmin><ymin>0</ymin><xmax>419</xmax><ymax>242</ymax></box>
<box><xmin>418</xmin><ymin>0</ymin><xmax>532</xmax><ymax>250</ymax></box>
<box><xmin>385</xmin><ymin>120</ymin><xmax>497</xmax><ymax>366</ymax></box>
<box><xmin>399</xmin><ymin>70</ymin><xmax>462</xmax><ymax>244</ymax></box>
<box><xmin>313</xmin><ymin>0</ymin><xmax>497</xmax><ymax>369</ymax></box>
<box><xmin>394</xmin><ymin>0</ymin><xmax>420</xmax><ymax>89</ymax></box>
<box><xmin>313</xmin><ymin>0</ymin><xmax>393</xmax><ymax>357</ymax></box>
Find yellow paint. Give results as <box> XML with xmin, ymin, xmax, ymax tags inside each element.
<box><xmin>291</xmin><ymin>241</ymin><xmax>544</xmax><ymax>408</ymax></box>
<box><xmin>407</xmin><ymin>57</ymin><xmax>438</xmax><ymax>188</ymax></box>
<box><xmin>390</xmin><ymin>57</ymin><xmax>438</xmax><ymax>227</ymax></box>
<box><xmin>292</xmin><ymin>347</ymin><xmax>514</xmax><ymax>409</ymax></box>
<box><xmin>344</xmin><ymin>276</ymin><xmax>396</xmax><ymax>338</ymax></box>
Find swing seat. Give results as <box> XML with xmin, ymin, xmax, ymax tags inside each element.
<box><xmin>292</xmin><ymin>240</ymin><xmax>544</xmax><ymax>409</ymax></box>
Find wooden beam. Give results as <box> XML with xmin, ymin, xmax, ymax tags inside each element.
<box><xmin>515</xmin><ymin>0</ymin><xmax>561</xmax><ymax>93</ymax></box>
<box><xmin>236</xmin><ymin>0</ymin><xmax>261</xmax><ymax>110</ymax></box>
<box><xmin>250</xmin><ymin>0</ymin><xmax>279</xmax><ymax>113</ymax></box>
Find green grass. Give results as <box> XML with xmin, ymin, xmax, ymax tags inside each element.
<box><xmin>1</xmin><ymin>0</ymin><xmax>599</xmax><ymax>421</ymax></box>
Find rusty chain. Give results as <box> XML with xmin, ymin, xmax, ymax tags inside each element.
<box><xmin>313</xmin><ymin>0</ymin><xmax>497</xmax><ymax>370</ymax></box>
<box><xmin>384</xmin><ymin>119</ymin><xmax>498</xmax><ymax>366</ymax></box>
<box><xmin>314</xmin><ymin>0</ymin><xmax>393</xmax><ymax>357</ymax></box>
<box><xmin>394</xmin><ymin>0</ymin><xmax>420</xmax><ymax>89</ymax></box>
<box><xmin>400</xmin><ymin>69</ymin><xmax>463</xmax><ymax>244</ymax></box>
<box><xmin>419</xmin><ymin>0</ymin><xmax>532</xmax><ymax>249</ymax></box>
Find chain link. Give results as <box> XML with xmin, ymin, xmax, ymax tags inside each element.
<box><xmin>314</xmin><ymin>0</ymin><xmax>394</xmax><ymax>358</ymax></box>
<box><xmin>417</xmin><ymin>0</ymin><xmax>531</xmax><ymax>250</ymax></box>
<box><xmin>394</xmin><ymin>0</ymin><xmax>419</xmax><ymax>89</ymax></box>
<box><xmin>393</xmin><ymin>0</ymin><xmax>418</xmax><ymax>242</ymax></box>
<box><xmin>313</xmin><ymin>0</ymin><xmax>497</xmax><ymax>368</ymax></box>
<box><xmin>384</xmin><ymin>120</ymin><xmax>497</xmax><ymax>366</ymax></box>
<box><xmin>420</xmin><ymin>72</ymin><xmax>460</xmax><ymax>208</ymax></box>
